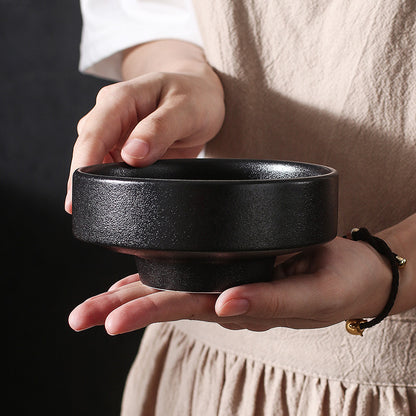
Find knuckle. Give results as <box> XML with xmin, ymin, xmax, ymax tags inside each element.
<box><xmin>73</xmin><ymin>133</ymin><xmax>107</xmax><ymax>157</ymax></box>
<box><xmin>96</xmin><ymin>84</ymin><xmax>117</xmax><ymax>102</ymax></box>
<box><xmin>268</xmin><ymin>294</ymin><xmax>284</xmax><ymax>318</ymax></box>
<box><xmin>150</xmin><ymin>114</ymin><xmax>167</xmax><ymax>131</ymax></box>
<box><xmin>141</xmin><ymin>296</ymin><xmax>160</xmax><ymax>317</ymax></box>
<box><xmin>249</xmin><ymin>284</ymin><xmax>283</xmax><ymax>318</ymax></box>
<box><xmin>76</xmin><ymin>115</ymin><xmax>88</xmax><ymax>135</ymax></box>
<box><xmin>145</xmin><ymin>113</ymin><xmax>169</xmax><ymax>137</ymax></box>
<box><xmin>72</xmin><ymin>135</ymin><xmax>85</xmax><ymax>151</ymax></box>
<box><xmin>96</xmin><ymin>83</ymin><xmax>130</xmax><ymax>104</ymax></box>
<box><xmin>147</xmin><ymin>71</ymin><xmax>166</xmax><ymax>83</ymax></box>
<box><xmin>238</xmin><ymin>284</ymin><xmax>283</xmax><ymax>319</ymax></box>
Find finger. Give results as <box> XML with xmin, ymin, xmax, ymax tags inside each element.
<box><xmin>65</xmin><ymin>177</ymin><xmax>74</xmax><ymax>213</ymax></box>
<box><xmin>105</xmin><ymin>291</ymin><xmax>217</xmax><ymax>335</ymax></box>
<box><xmin>72</xmin><ymin>79</ymin><xmax>160</xmax><ymax>171</ymax></box>
<box><xmin>108</xmin><ymin>273</ymin><xmax>141</xmax><ymax>291</ymax></box>
<box><xmin>68</xmin><ymin>281</ymin><xmax>156</xmax><ymax>331</ymax></box>
<box><xmin>120</xmin><ymin>98</ymin><xmax>204</xmax><ymax>166</ymax></box>
<box><xmin>65</xmin><ymin>78</ymin><xmax>162</xmax><ymax>213</ymax></box>
<box><xmin>215</xmin><ymin>269</ymin><xmax>340</xmax><ymax>322</ymax></box>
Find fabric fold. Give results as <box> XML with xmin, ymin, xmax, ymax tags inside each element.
<box><xmin>122</xmin><ymin>322</ymin><xmax>416</xmax><ymax>415</ymax></box>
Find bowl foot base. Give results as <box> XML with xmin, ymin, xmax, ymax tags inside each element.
<box><xmin>135</xmin><ymin>256</ymin><xmax>276</xmax><ymax>293</ymax></box>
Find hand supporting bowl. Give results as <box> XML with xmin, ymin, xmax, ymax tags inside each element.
<box><xmin>72</xmin><ymin>159</ymin><xmax>338</xmax><ymax>292</ymax></box>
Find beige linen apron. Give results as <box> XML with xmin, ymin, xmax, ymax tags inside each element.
<box><xmin>122</xmin><ymin>1</ymin><xmax>416</xmax><ymax>414</ymax></box>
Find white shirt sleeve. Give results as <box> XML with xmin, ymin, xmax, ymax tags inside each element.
<box><xmin>79</xmin><ymin>0</ymin><xmax>203</xmax><ymax>81</ymax></box>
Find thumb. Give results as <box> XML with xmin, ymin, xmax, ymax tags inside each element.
<box><xmin>215</xmin><ymin>272</ymin><xmax>328</xmax><ymax>320</ymax></box>
<box><xmin>121</xmin><ymin>100</ymin><xmax>199</xmax><ymax>166</ymax></box>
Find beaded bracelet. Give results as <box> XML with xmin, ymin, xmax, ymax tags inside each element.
<box><xmin>344</xmin><ymin>227</ymin><xmax>406</xmax><ymax>336</ymax></box>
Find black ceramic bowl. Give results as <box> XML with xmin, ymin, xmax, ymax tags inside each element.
<box><xmin>72</xmin><ymin>159</ymin><xmax>338</xmax><ymax>292</ymax></box>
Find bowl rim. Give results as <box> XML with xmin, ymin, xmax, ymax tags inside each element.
<box><xmin>75</xmin><ymin>159</ymin><xmax>338</xmax><ymax>185</ymax></box>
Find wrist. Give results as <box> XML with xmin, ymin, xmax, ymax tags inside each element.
<box><xmin>121</xmin><ymin>39</ymin><xmax>223</xmax><ymax>100</ymax></box>
<box><xmin>376</xmin><ymin>214</ymin><xmax>416</xmax><ymax>314</ymax></box>
<box><xmin>122</xmin><ymin>39</ymin><xmax>212</xmax><ymax>78</ymax></box>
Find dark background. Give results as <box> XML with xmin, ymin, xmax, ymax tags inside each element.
<box><xmin>2</xmin><ymin>2</ymin><xmax>143</xmax><ymax>414</ymax></box>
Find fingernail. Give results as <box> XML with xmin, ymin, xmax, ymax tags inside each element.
<box><xmin>217</xmin><ymin>299</ymin><xmax>250</xmax><ymax>317</ymax></box>
<box><xmin>122</xmin><ymin>138</ymin><xmax>150</xmax><ymax>160</ymax></box>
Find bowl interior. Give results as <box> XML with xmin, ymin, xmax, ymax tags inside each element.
<box><xmin>79</xmin><ymin>159</ymin><xmax>334</xmax><ymax>181</ymax></box>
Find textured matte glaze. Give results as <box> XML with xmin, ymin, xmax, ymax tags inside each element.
<box><xmin>72</xmin><ymin>159</ymin><xmax>338</xmax><ymax>292</ymax></box>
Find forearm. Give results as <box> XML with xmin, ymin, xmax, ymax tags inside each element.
<box><xmin>378</xmin><ymin>213</ymin><xmax>416</xmax><ymax>314</ymax></box>
<box><xmin>121</xmin><ymin>39</ymin><xmax>217</xmax><ymax>81</ymax></box>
